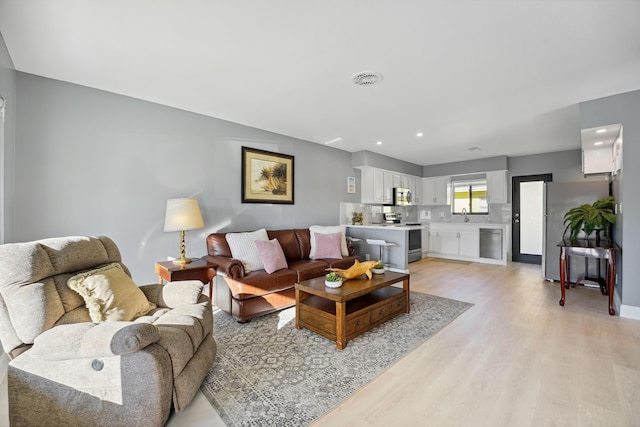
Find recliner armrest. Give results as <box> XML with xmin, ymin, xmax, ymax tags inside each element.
<box><xmin>140</xmin><ymin>282</ymin><xmax>205</xmax><ymax>308</ymax></box>
<box><xmin>27</xmin><ymin>322</ymin><xmax>160</xmax><ymax>360</ymax></box>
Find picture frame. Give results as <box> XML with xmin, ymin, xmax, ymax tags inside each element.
<box><xmin>347</xmin><ymin>176</ymin><xmax>356</xmax><ymax>193</ymax></box>
<box><xmin>242</xmin><ymin>147</ymin><xmax>294</xmax><ymax>204</ymax></box>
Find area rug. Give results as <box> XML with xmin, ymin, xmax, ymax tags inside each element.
<box><xmin>200</xmin><ymin>291</ymin><xmax>472</xmax><ymax>426</ymax></box>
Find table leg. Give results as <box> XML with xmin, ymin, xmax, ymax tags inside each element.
<box><xmin>559</xmin><ymin>247</ymin><xmax>566</xmax><ymax>307</ymax></box>
<box><xmin>295</xmin><ymin>289</ymin><xmax>301</xmax><ymax>329</ymax></box>
<box><xmin>403</xmin><ymin>277</ymin><xmax>411</xmax><ymax>314</ymax></box>
<box><xmin>608</xmin><ymin>252</ymin><xmax>616</xmax><ymax>316</ymax></box>
<box><xmin>336</xmin><ymin>301</ymin><xmax>346</xmax><ymax>350</ymax></box>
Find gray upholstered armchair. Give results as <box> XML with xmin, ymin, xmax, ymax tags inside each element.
<box><xmin>0</xmin><ymin>236</ymin><xmax>216</xmax><ymax>427</ymax></box>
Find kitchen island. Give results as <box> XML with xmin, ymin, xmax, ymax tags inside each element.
<box><xmin>346</xmin><ymin>224</ymin><xmax>424</xmax><ymax>273</ymax></box>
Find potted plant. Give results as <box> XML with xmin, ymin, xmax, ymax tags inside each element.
<box><xmin>563</xmin><ymin>195</ymin><xmax>616</xmax><ymax>243</ymax></box>
<box><xmin>325</xmin><ymin>272</ymin><xmax>344</xmax><ymax>288</ymax></box>
<box><xmin>351</xmin><ymin>212</ymin><xmax>363</xmax><ymax>225</ymax></box>
<box><xmin>371</xmin><ymin>261</ymin><xmax>385</xmax><ymax>274</ymax></box>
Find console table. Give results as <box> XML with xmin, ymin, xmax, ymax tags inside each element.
<box><xmin>558</xmin><ymin>239</ymin><xmax>620</xmax><ymax>315</ymax></box>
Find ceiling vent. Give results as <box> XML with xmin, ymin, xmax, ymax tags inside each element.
<box><xmin>351</xmin><ymin>71</ymin><xmax>383</xmax><ymax>86</ymax></box>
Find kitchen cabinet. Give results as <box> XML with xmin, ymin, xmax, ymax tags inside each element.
<box><xmin>392</xmin><ymin>174</ymin><xmax>409</xmax><ymax>188</ymax></box>
<box><xmin>422</xmin><ymin>176</ymin><xmax>450</xmax><ymax>205</ymax></box>
<box><xmin>458</xmin><ymin>230</ymin><xmax>480</xmax><ymax>257</ymax></box>
<box><xmin>427</xmin><ymin>223</ymin><xmax>508</xmax><ymax>265</ymax></box>
<box><xmin>359</xmin><ymin>167</ymin><xmax>393</xmax><ymax>204</ymax></box>
<box><xmin>486</xmin><ymin>170</ymin><xmax>508</xmax><ymax>204</ymax></box>
<box><xmin>358</xmin><ymin>166</ymin><xmax>420</xmax><ymax>205</ymax></box>
<box><xmin>409</xmin><ymin>176</ymin><xmax>422</xmax><ymax>205</ymax></box>
<box><xmin>428</xmin><ymin>228</ymin><xmax>478</xmax><ymax>257</ymax></box>
<box><xmin>421</xmin><ymin>225</ymin><xmax>429</xmax><ymax>256</ymax></box>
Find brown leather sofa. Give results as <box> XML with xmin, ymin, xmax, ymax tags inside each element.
<box><xmin>204</xmin><ymin>228</ymin><xmax>359</xmax><ymax>322</ymax></box>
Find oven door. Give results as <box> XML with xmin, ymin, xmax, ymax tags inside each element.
<box><xmin>408</xmin><ymin>229</ymin><xmax>422</xmax><ymax>262</ymax></box>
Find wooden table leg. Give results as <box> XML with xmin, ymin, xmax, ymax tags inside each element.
<box><xmin>559</xmin><ymin>247</ymin><xmax>566</xmax><ymax>307</ymax></box>
<box><xmin>295</xmin><ymin>289</ymin><xmax>301</xmax><ymax>329</ymax></box>
<box><xmin>608</xmin><ymin>251</ymin><xmax>616</xmax><ymax>316</ymax></box>
<box><xmin>404</xmin><ymin>277</ymin><xmax>411</xmax><ymax>314</ymax></box>
<box><xmin>336</xmin><ymin>301</ymin><xmax>346</xmax><ymax>350</ymax></box>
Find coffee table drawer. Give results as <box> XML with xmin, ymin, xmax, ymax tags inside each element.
<box><xmin>346</xmin><ymin>312</ymin><xmax>370</xmax><ymax>335</ymax></box>
<box><xmin>371</xmin><ymin>294</ymin><xmax>406</xmax><ymax>323</ymax></box>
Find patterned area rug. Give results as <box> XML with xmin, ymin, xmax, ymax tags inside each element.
<box><xmin>200</xmin><ymin>291</ymin><xmax>472</xmax><ymax>426</ymax></box>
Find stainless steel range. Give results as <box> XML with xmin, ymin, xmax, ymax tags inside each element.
<box><xmin>383</xmin><ymin>213</ymin><xmax>422</xmax><ymax>263</ymax></box>
<box><xmin>383</xmin><ymin>212</ymin><xmax>402</xmax><ymax>224</ymax></box>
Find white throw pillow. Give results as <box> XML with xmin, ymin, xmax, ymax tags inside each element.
<box><xmin>225</xmin><ymin>228</ymin><xmax>269</xmax><ymax>273</ymax></box>
<box><xmin>309</xmin><ymin>225</ymin><xmax>348</xmax><ymax>259</ymax></box>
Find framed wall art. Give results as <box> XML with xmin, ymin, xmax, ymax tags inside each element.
<box><xmin>241</xmin><ymin>147</ymin><xmax>294</xmax><ymax>204</ymax></box>
<box><xmin>347</xmin><ymin>176</ymin><xmax>356</xmax><ymax>193</ymax></box>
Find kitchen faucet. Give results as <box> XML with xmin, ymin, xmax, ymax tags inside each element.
<box><xmin>461</xmin><ymin>207</ymin><xmax>470</xmax><ymax>222</ymax></box>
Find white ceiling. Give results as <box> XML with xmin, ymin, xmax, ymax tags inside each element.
<box><xmin>1</xmin><ymin>1</ymin><xmax>639</xmax><ymax>166</ymax></box>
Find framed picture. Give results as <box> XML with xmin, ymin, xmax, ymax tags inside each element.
<box><xmin>242</xmin><ymin>147</ymin><xmax>294</xmax><ymax>204</ymax></box>
<box><xmin>347</xmin><ymin>176</ymin><xmax>356</xmax><ymax>193</ymax></box>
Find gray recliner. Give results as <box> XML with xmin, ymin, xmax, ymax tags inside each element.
<box><xmin>0</xmin><ymin>236</ymin><xmax>217</xmax><ymax>427</ymax></box>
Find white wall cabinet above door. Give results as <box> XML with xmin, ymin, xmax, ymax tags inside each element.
<box><xmin>423</xmin><ymin>176</ymin><xmax>450</xmax><ymax>205</ymax></box>
<box><xmin>486</xmin><ymin>170</ymin><xmax>508</xmax><ymax>204</ymax></box>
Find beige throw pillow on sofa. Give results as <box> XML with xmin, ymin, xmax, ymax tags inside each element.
<box><xmin>67</xmin><ymin>263</ymin><xmax>156</xmax><ymax>323</ymax></box>
<box><xmin>309</xmin><ymin>225</ymin><xmax>348</xmax><ymax>259</ymax></box>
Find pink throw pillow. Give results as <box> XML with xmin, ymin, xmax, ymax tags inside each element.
<box><xmin>314</xmin><ymin>232</ymin><xmax>343</xmax><ymax>259</ymax></box>
<box><xmin>254</xmin><ymin>239</ymin><xmax>288</xmax><ymax>274</ymax></box>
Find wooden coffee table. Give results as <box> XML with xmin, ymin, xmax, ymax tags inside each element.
<box><xmin>295</xmin><ymin>272</ymin><xmax>410</xmax><ymax>349</ymax></box>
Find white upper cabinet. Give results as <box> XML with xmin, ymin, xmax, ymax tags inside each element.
<box><xmin>580</xmin><ymin>124</ymin><xmax>621</xmax><ymax>175</ymax></box>
<box><xmin>358</xmin><ymin>166</ymin><xmax>411</xmax><ymax>204</ymax></box>
<box><xmin>486</xmin><ymin>170</ymin><xmax>508</xmax><ymax>204</ymax></box>
<box><xmin>409</xmin><ymin>176</ymin><xmax>422</xmax><ymax>204</ymax></box>
<box><xmin>422</xmin><ymin>176</ymin><xmax>450</xmax><ymax>205</ymax></box>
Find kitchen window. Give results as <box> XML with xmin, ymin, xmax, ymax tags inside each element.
<box><xmin>452</xmin><ymin>179</ymin><xmax>488</xmax><ymax>214</ymax></box>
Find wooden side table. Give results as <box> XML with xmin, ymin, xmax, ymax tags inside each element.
<box><xmin>155</xmin><ymin>258</ymin><xmax>217</xmax><ymax>299</ymax></box>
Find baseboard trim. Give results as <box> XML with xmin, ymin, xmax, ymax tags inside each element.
<box><xmin>619</xmin><ymin>303</ymin><xmax>640</xmax><ymax>320</ymax></box>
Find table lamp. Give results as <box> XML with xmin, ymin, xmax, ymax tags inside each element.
<box><xmin>164</xmin><ymin>198</ymin><xmax>205</xmax><ymax>265</ymax></box>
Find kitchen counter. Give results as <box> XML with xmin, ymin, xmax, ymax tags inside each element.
<box><xmin>345</xmin><ymin>225</ymin><xmax>415</xmax><ymax>273</ymax></box>
<box><xmin>345</xmin><ymin>224</ymin><xmax>425</xmax><ymax>230</ymax></box>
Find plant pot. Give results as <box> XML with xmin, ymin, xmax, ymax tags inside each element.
<box><xmin>371</xmin><ymin>268</ymin><xmax>385</xmax><ymax>274</ymax></box>
<box><xmin>325</xmin><ymin>279</ymin><xmax>343</xmax><ymax>288</ymax></box>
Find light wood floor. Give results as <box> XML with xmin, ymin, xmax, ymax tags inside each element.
<box><xmin>314</xmin><ymin>258</ymin><xmax>640</xmax><ymax>427</ymax></box>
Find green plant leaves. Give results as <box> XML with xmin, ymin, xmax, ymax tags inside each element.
<box><xmin>562</xmin><ymin>196</ymin><xmax>616</xmax><ymax>241</ymax></box>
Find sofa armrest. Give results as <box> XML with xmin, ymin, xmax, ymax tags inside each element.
<box><xmin>28</xmin><ymin>322</ymin><xmax>160</xmax><ymax>360</ymax></box>
<box><xmin>203</xmin><ymin>255</ymin><xmax>245</xmax><ymax>279</ymax></box>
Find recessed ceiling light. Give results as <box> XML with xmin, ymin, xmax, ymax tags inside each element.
<box><xmin>468</xmin><ymin>146</ymin><xmax>481</xmax><ymax>152</ymax></box>
<box><xmin>351</xmin><ymin>71</ymin><xmax>384</xmax><ymax>86</ymax></box>
<box><xmin>416</xmin><ymin>132</ymin><xmax>423</xmax><ymax>137</ymax></box>
<box><xmin>594</xmin><ymin>141</ymin><xmax>604</xmax><ymax>146</ymax></box>
<box><xmin>324</xmin><ymin>137</ymin><xmax>343</xmax><ymax>145</ymax></box>
<box><xmin>376</xmin><ymin>141</ymin><xmax>383</xmax><ymax>145</ymax></box>
<box><xmin>596</xmin><ymin>129</ymin><xmax>607</xmax><ymax>134</ymax></box>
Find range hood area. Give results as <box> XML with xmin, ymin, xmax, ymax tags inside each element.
<box><xmin>581</xmin><ymin>123</ymin><xmax>622</xmax><ymax>176</ymax></box>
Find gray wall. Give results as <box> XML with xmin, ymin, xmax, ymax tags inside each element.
<box><xmin>580</xmin><ymin>90</ymin><xmax>640</xmax><ymax>311</ymax></box>
<box><xmin>352</xmin><ymin>150</ymin><xmax>423</xmax><ymax>176</ymax></box>
<box><xmin>0</xmin><ymin>33</ymin><xmax>16</xmax><ymax>244</ymax></box>
<box><xmin>424</xmin><ymin>156</ymin><xmax>508</xmax><ymax>177</ymax></box>
<box><xmin>13</xmin><ymin>73</ymin><xmax>360</xmax><ymax>283</ymax></box>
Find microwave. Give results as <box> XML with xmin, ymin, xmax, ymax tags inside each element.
<box><xmin>392</xmin><ymin>187</ymin><xmax>412</xmax><ymax>206</ymax></box>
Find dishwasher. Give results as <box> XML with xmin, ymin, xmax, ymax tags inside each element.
<box><xmin>479</xmin><ymin>228</ymin><xmax>503</xmax><ymax>259</ymax></box>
